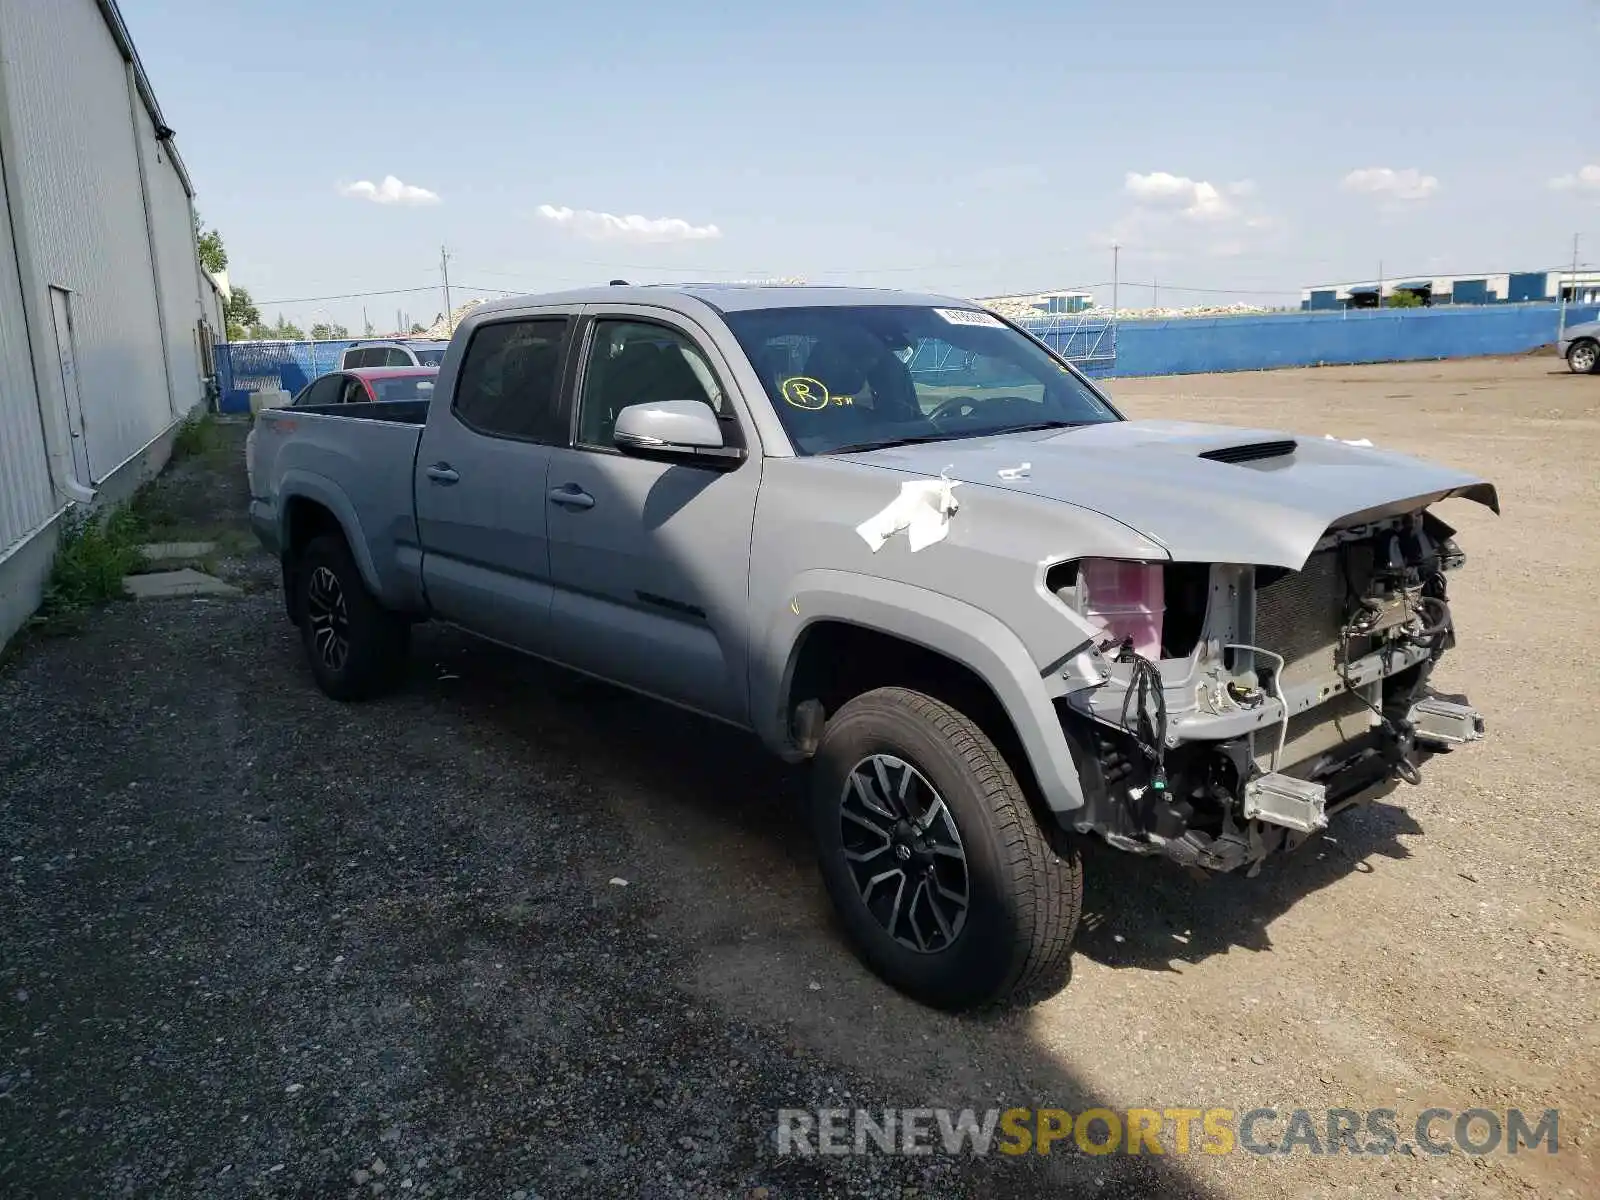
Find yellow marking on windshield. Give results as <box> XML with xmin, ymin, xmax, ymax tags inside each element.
<box><xmin>780</xmin><ymin>376</ymin><xmax>830</xmax><ymax>410</ymax></box>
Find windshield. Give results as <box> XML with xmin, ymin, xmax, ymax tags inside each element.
<box><xmin>723</xmin><ymin>304</ymin><xmax>1119</xmax><ymax>454</ymax></box>
<box><xmin>412</xmin><ymin>348</ymin><xmax>446</xmax><ymax>366</ymax></box>
<box><xmin>370</xmin><ymin>375</ymin><xmax>437</xmax><ymax>402</ymax></box>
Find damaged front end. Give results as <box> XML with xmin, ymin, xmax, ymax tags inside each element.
<box><xmin>1050</xmin><ymin>509</ymin><xmax>1486</xmax><ymax>873</ymax></box>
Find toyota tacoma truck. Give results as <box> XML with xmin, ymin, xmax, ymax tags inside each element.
<box><xmin>247</xmin><ymin>284</ymin><xmax>1495</xmax><ymax>1010</ymax></box>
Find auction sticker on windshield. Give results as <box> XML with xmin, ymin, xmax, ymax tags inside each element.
<box><xmin>934</xmin><ymin>308</ymin><xmax>1004</xmax><ymax>328</ymax></box>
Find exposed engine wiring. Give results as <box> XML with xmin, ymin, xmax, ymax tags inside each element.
<box><xmin>1224</xmin><ymin>644</ymin><xmax>1288</xmax><ymax>773</ymax></box>
<box><xmin>1114</xmin><ymin>640</ymin><xmax>1169</xmax><ymax>793</ymax></box>
<box><xmin>1331</xmin><ymin>533</ymin><xmax>1453</xmax><ymax>786</ymax></box>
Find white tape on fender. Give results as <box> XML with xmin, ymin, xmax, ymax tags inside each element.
<box><xmin>856</xmin><ymin>476</ymin><xmax>961</xmax><ymax>553</ymax></box>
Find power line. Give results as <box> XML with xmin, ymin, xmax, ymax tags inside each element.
<box><xmin>255</xmin><ymin>282</ymin><xmax>521</xmax><ymax>305</ymax></box>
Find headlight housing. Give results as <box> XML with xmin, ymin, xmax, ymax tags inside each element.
<box><xmin>1055</xmin><ymin>558</ymin><xmax>1165</xmax><ymax>660</ymax></box>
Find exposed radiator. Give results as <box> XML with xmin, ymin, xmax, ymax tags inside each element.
<box><xmin>1256</xmin><ymin>686</ymin><xmax>1378</xmax><ymax>773</ymax></box>
<box><xmin>1254</xmin><ymin>547</ymin><xmax>1374</xmax><ymax>690</ymax></box>
<box><xmin>1252</xmin><ymin>545</ymin><xmax>1380</xmax><ymax>773</ymax></box>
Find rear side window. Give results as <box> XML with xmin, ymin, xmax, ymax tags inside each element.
<box><xmin>371</xmin><ymin>375</ymin><xmax>437</xmax><ymax>402</ymax></box>
<box><xmin>452</xmin><ymin>319</ymin><xmax>569</xmax><ymax>442</ymax></box>
<box><xmin>383</xmin><ymin>347</ymin><xmax>413</xmax><ymax>366</ymax></box>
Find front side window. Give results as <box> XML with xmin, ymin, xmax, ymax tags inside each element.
<box><xmin>296</xmin><ymin>374</ymin><xmax>344</xmax><ymax>407</ymax></box>
<box><xmin>452</xmin><ymin>319</ymin><xmax>568</xmax><ymax>442</ymax></box>
<box><xmin>576</xmin><ymin>319</ymin><xmax>728</xmax><ymax>448</ymax></box>
<box><xmin>723</xmin><ymin>304</ymin><xmax>1118</xmax><ymax>455</ymax></box>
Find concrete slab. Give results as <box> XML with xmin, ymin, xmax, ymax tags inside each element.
<box><xmin>139</xmin><ymin>541</ymin><xmax>218</xmax><ymax>562</ymax></box>
<box><xmin>123</xmin><ymin>569</ymin><xmax>240</xmax><ymax>599</ymax></box>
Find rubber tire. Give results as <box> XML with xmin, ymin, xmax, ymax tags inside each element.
<box><xmin>809</xmin><ymin>686</ymin><xmax>1083</xmax><ymax>1011</ymax></box>
<box><xmin>294</xmin><ymin>534</ymin><xmax>409</xmax><ymax>701</ymax></box>
<box><xmin>1568</xmin><ymin>338</ymin><xmax>1600</xmax><ymax>374</ymax></box>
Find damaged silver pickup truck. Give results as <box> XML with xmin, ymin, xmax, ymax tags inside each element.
<box><xmin>247</xmin><ymin>284</ymin><xmax>1494</xmax><ymax>1010</ymax></box>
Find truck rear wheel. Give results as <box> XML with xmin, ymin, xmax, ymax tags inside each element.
<box><xmin>809</xmin><ymin>686</ymin><xmax>1082</xmax><ymax>1010</ymax></box>
<box><xmin>294</xmin><ymin>534</ymin><xmax>409</xmax><ymax>701</ymax></box>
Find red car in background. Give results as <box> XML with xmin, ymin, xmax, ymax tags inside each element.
<box><xmin>291</xmin><ymin>366</ymin><xmax>439</xmax><ymax>407</ymax></box>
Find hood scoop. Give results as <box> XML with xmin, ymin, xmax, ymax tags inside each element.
<box><xmin>1199</xmin><ymin>439</ymin><xmax>1298</xmax><ymax>465</ymax></box>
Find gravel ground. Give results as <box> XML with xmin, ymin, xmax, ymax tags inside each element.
<box><xmin>1</xmin><ymin>358</ymin><xmax>1596</xmax><ymax>1199</ymax></box>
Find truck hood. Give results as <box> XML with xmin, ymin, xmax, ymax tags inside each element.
<box><xmin>845</xmin><ymin>419</ymin><xmax>1499</xmax><ymax>570</ymax></box>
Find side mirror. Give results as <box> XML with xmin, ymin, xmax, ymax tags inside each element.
<box><xmin>613</xmin><ymin>400</ymin><xmax>744</xmax><ymax>467</ymax></box>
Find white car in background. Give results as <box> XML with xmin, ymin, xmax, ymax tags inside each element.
<box><xmin>337</xmin><ymin>340</ymin><xmax>449</xmax><ymax>370</ymax></box>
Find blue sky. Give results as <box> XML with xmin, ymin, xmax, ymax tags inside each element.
<box><xmin>126</xmin><ymin>0</ymin><xmax>1597</xmax><ymax>333</ymax></box>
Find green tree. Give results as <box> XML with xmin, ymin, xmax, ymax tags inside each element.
<box><xmin>1385</xmin><ymin>289</ymin><xmax>1424</xmax><ymax>309</ymax></box>
<box><xmin>310</xmin><ymin>322</ymin><xmax>350</xmax><ymax>340</ymax></box>
<box><xmin>195</xmin><ymin>213</ymin><xmax>228</xmax><ymax>275</ymax></box>
<box><xmin>408</xmin><ymin>322</ymin><xmax>426</xmax><ymax>335</ymax></box>
<box><xmin>256</xmin><ymin>314</ymin><xmax>305</xmax><ymax>340</ymax></box>
<box><xmin>224</xmin><ymin>285</ymin><xmax>259</xmax><ymax>340</ymax></box>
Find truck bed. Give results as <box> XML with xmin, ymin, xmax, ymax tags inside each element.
<box><xmin>247</xmin><ymin>404</ymin><xmax>428</xmax><ymax>612</ymax></box>
<box><xmin>287</xmin><ymin>399</ymin><xmax>430</xmax><ymax>424</ymax></box>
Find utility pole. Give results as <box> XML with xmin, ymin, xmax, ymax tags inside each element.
<box><xmin>1559</xmin><ymin>233</ymin><xmax>1580</xmax><ymax>340</ymax></box>
<box><xmin>440</xmin><ymin>244</ymin><xmax>454</xmax><ymax>335</ymax></box>
<box><xmin>1152</xmin><ymin>275</ymin><xmax>1158</xmax><ymax>309</ymax></box>
<box><xmin>1112</xmin><ymin>242</ymin><xmax>1120</xmax><ymax>318</ymax></box>
<box><xmin>1377</xmin><ymin>259</ymin><xmax>1384</xmax><ymax>310</ymax></box>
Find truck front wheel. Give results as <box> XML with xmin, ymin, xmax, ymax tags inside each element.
<box><xmin>293</xmin><ymin>534</ymin><xmax>409</xmax><ymax>701</ymax></box>
<box><xmin>809</xmin><ymin>686</ymin><xmax>1082</xmax><ymax>1010</ymax></box>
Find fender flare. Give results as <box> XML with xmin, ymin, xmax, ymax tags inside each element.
<box><xmin>275</xmin><ymin>469</ymin><xmax>384</xmax><ymax>598</ymax></box>
<box><xmin>756</xmin><ymin>570</ymin><xmax>1086</xmax><ymax>813</ymax></box>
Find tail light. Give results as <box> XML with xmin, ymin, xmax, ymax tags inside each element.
<box><xmin>1074</xmin><ymin>559</ymin><xmax>1165</xmax><ymax>660</ymax></box>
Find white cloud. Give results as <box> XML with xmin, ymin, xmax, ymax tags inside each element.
<box><xmin>1549</xmin><ymin>164</ymin><xmax>1600</xmax><ymax>192</ymax></box>
<box><xmin>1340</xmin><ymin>167</ymin><xmax>1439</xmax><ymax>202</ymax></box>
<box><xmin>337</xmin><ymin>175</ymin><xmax>441</xmax><ymax>206</ymax></box>
<box><xmin>1123</xmin><ymin>171</ymin><xmax>1251</xmax><ymax>221</ymax></box>
<box><xmin>537</xmin><ymin>204</ymin><xmax>721</xmax><ymax>243</ymax></box>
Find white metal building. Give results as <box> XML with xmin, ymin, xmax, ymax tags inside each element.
<box><xmin>1301</xmin><ymin>269</ymin><xmax>1600</xmax><ymax>310</ymax></box>
<box><xmin>0</xmin><ymin>0</ymin><xmax>221</xmax><ymax>646</ymax></box>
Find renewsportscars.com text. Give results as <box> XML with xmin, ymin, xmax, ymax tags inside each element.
<box><xmin>775</xmin><ymin>1107</ymin><xmax>1560</xmax><ymax>1158</ymax></box>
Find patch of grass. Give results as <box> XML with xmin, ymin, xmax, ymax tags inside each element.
<box><xmin>33</xmin><ymin>506</ymin><xmax>147</xmax><ymax>630</ymax></box>
<box><xmin>171</xmin><ymin>410</ymin><xmax>219</xmax><ymax>460</ymax></box>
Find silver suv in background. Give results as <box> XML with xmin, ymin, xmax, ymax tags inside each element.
<box><xmin>1558</xmin><ymin>320</ymin><xmax>1599</xmax><ymax>373</ymax></box>
<box><xmin>336</xmin><ymin>340</ymin><xmax>450</xmax><ymax>370</ymax></box>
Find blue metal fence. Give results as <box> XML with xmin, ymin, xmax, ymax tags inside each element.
<box><xmin>1106</xmin><ymin>301</ymin><xmax>1595</xmax><ymax>378</ymax></box>
<box><xmin>213</xmin><ymin>301</ymin><xmax>1589</xmax><ymax>410</ymax></box>
<box><xmin>216</xmin><ymin>340</ymin><xmax>361</xmax><ymax>411</ymax></box>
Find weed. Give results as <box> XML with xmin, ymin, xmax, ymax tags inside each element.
<box><xmin>33</xmin><ymin>506</ymin><xmax>146</xmax><ymax>629</ymax></box>
<box><xmin>171</xmin><ymin>410</ymin><xmax>217</xmax><ymax>460</ymax></box>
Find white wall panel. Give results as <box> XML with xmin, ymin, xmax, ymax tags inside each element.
<box><xmin>139</xmin><ymin>105</ymin><xmax>206</xmax><ymax>414</ymax></box>
<box><xmin>0</xmin><ymin>153</ymin><xmax>55</xmax><ymax>553</ymax></box>
<box><xmin>0</xmin><ymin>0</ymin><xmax>172</xmax><ymax>480</ymax></box>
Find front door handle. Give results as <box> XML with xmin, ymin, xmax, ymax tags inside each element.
<box><xmin>547</xmin><ymin>484</ymin><xmax>595</xmax><ymax>510</ymax></box>
<box><xmin>425</xmin><ymin>463</ymin><xmax>460</xmax><ymax>485</ymax></box>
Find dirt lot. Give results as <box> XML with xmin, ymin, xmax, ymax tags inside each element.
<box><xmin>1</xmin><ymin>357</ymin><xmax>1595</xmax><ymax>1199</ymax></box>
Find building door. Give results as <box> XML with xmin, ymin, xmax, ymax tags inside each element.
<box><xmin>47</xmin><ymin>287</ymin><xmax>92</xmax><ymax>485</ymax></box>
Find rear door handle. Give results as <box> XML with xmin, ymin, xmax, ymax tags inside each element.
<box><xmin>547</xmin><ymin>485</ymin><xmax>595</xmax><ymax>510</ymax></box>
<box><xmin>425</xmin><ymin>463</ymin><xmax>459</xmax><ymax>485</ymax></box>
